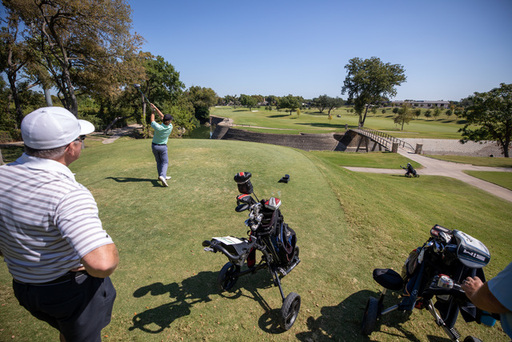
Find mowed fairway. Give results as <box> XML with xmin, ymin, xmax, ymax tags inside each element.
<box><xmin>1</xmin><ymin>137</ymin><xmax>511</xmax><ymax>341</ymax></box>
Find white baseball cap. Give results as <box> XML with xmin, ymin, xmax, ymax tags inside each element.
<box><xmin>21</xmin><ymin>107</ymin><xmax>95</xmax><ymax>149</ymax></box>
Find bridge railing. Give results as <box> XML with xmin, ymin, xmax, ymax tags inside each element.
<box><xmin>356</xmin><ymin>128</ymin><xmax>415</xmax><ymax>152</ymax></box>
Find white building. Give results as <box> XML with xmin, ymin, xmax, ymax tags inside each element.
<box><xmin>391</xmin><ymin>100</ymin><xmax>450</xmax><ymax>109</ymax></box>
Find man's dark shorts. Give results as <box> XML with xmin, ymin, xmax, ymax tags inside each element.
<box><xmin>13</xmin><ymin>272</ymin><xmax>116</xmax><ymax>342</ymax></box>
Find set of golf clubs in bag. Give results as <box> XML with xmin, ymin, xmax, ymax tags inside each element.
<box><xmin>199</xmin><ymin>172</ymin><xmax>496</xmax><ymax>340</ymax></box>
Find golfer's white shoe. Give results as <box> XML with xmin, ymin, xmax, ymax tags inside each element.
<box><xmin>158</xmin><ymin>176</ymin><xmax>168</xmax><ymax>187</ymax></box>
<box><xmin>165</xmin><ymin>176</ymin><xmax>171</xmax><ymax>180</ymax></box>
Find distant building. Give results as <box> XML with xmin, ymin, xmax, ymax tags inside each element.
<box><xmin>391</xmin><ymin>100</ymin><xmax>450</xmax><ymax>109</ymax></box>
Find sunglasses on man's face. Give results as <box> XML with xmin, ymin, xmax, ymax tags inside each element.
<box><xmin>74</xmin><ymin>135</ymin><xmax>86</xmax><ymax>142</ymax></box>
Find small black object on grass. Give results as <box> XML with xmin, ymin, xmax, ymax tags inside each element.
<box><xmin>279</xmin><ymin>174</ymin><xmax>290</xmax><ymax>183</ymax></box>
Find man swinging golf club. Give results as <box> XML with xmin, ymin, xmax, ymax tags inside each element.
<box><xmin>150</xmin><ymin>103</ymin><xmax>173</xmax><ymax>187</ymax></box>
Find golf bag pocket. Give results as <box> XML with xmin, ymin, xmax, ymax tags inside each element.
<box><xmin>402</xmin><ymin>248</ymin><xmax>420</xmax><ymax>280</ymax></box>
<box><xmin>271</xmin><ymin>222</ymin><xmax>297</xmax><ymax>266</ymax></box>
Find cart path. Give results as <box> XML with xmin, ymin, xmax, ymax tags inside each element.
<box><xmin>344</xmin><ymin>149</ymin><xmax>512</xmax><ymax>203</ymax></box>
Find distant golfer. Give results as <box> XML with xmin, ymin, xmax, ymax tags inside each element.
<box><xmin>150</xmin><ymin>103</ymin><xmax>173</xmax><ymax>187</ymax></box>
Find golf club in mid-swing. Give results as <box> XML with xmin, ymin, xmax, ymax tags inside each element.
<box><xmin>133</xmin><ymin>83</ymin><xmax>151</xmax><ymax>104</ymax></box>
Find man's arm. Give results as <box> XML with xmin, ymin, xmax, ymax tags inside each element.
<box><xmin>462</xmin><ymin>276</ymin><xmax>509</xmax><ymax>313</ymax></box>
<box><xmin>150</xmin><ymin>103</ymin><xmax>164</xmax><ymax>120</ymax></box>
<box><xmin>81</xmin><ymin>243</ymin><xmax>119</xmax><ymax>278</ymax></box>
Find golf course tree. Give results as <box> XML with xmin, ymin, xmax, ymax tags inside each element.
<box><xmin>459</xmin><ymin>83</ymin><xmax>512</xmax><ymax>157</ymax></box>
<box><xmin>278</xmin><ymin>94</ymin><xmax>303</xmax><ymax>115</ymax></box>
<box><xmin>394</xmin><ymin>103</ymin><xmax>414</xmax><ymax>131</ymax></box>
<box><xmin>124</xmin><ymin>53</ymin><xmax>185</xmax><ymax>136</ymax></box>
<box><xmin>3</xmin><ymin>0</ymin><xmax>144</xmax><ymax>116</ymax></box>
<box><xmin>239</xmin><ymin>94</ymin><xmax>258</xmax><ymax>111</ymax></box>
<box><xmin>186</xmin><ymin>86</ymin><xmax>218</xmax><ymax>124</ymax></box>
<box><xmin>223</xmin><ymin>95</ymin><xmax>240</xmax><ymax>108</ymax></box>
<box><xmin>0</xmin><ymin>8</ymin><xmax>29</xmax><ymax>128</ymax></box>
<box><xmin>265</xmin><ymin>95</ymin><xmax>278</xmax><ymax>108</ymax></box>
<box><xmin>312</xmin><ymin>95</ymin><xmax>330</xmax><ymax>113</ymax></box>
<box><xmin>313</xmin><ymin>95</ymin><xmax>345</xmax><ymax>119</ymax></box>
<box><xmin>342</xmin><ymin>56</ymin><xmax>406</xmax><ymax>127</ymax></box>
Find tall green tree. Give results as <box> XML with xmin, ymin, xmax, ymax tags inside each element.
<box><xmin>459</xmin><ymin>83</ymin><xmax>512</xmax><ymax>157</ymax></box>
<box><xmin>278</xmin><ymin>94</ymin><xmax>302</xmax><ymax>115</ymax></box>
<box><xmin>141</xmin><ymin>55</ymin><xmax>184</xmax><ymax>105</ymax></box>
<box><xmin>0</xmin><ymin>9</ymin><xmax>27</xmax><ymax>127</ymax></box>
<box><xmin>313</xmin><ymin>94</ymin><xmax>329</xmax><ymax>113</ymax></box>
<box><xmin>394</xmin><ymin>103</ymin><xmax>413</xmax><ymax>131</ymax></box>
<box><xmin>342</xmin><ymin>56</ymin><xmax>406</xmax><ymax>127</ymax></box>
<box><xmin>4</xmin><ymin>0</ymin><xmax>144</xmax><ymax>116</ymax></box>
<box><xmin>123</xmin><ymin>54</ymin><xmax>185</xmax><ymax>136</ymax></box>
<box><xmin>326</xmin><ymin>97</ymin><xmax>344</xmax><ymax>119</ymax></box>
<box><xmin>239</xmin><ymin>94</ymin><xmax>258</xmax><ymax>111</ymax></box>
<box><xmin>186</xmin><ymin>86</ymin><xmax>218</xmax><ymax>123</ymax></box>
<box><xmin>223</xmin><ymin>95</ymin><xmax>239</xmax><ymax>108</ymax></box>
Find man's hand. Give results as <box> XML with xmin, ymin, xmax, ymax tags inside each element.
<box><xmin>461</xmin><ymin>276</ymin><xmax>484</xmax><ymax>298</ymax></box>
<box><xmin>461</xmin><ymin>276</ymin><xmax>509</xmax><ymax>314</ymax></box>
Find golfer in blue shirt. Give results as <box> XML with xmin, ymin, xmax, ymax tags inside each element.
<box><xmin>150</xmin><ymin>103</ymin><xmax>173</xmax><ymax>187</ymax></box>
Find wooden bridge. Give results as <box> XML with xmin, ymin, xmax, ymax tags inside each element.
<box><xmin>349</xmin><ymin>128</ymin><xmax>416</xmax><ymax>153</ymax></box>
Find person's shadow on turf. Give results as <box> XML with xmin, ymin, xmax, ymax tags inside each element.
<box><xmin>128</xmin><ymin>271</ymin><xmax>218</xmax><ymax>334</ymax></box>
<box><xmin>128</xmin><ymin>268</ymin><xmax>279</xmax><ymax>335</ymax></box>
<box><xmin>106</xmin><ymin>177</ymin><xmax>160</xmax><ymax>187</ymax></box>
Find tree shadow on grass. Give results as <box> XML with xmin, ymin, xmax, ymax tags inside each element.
<box><xmin>106</xmin><ymin>176</ymin><xmax>161</xmax><ymax>187</ymax></box>
<box><xmin>295</xmin><ymin>290</ymin><xmax>419</xmax><ymax>341</ymax></box>
<box><xmin>296</xmin><ymin>122</ymin><xmax>348</xmax><ymax>129</ymax></box>
<box><xmin>128</xmin><ymin>267</ymin><xmax>284</xmax><ymax>334</ymax></box>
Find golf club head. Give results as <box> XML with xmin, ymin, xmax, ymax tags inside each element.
<box><xmin>133</xmin><ymin>84</ymin><xmax>150</xmax><ymax>103</ymax></box>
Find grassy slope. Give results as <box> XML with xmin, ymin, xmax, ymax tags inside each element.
<box><xmin>1</xmin><ymin>138</ymin><xmax>511</xmax><ymax>341</ymax></box>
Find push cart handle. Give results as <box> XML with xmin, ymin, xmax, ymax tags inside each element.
<box><xmin>203</xmin><ymin>238</ymin><xmax>257</xmax><ymax>262</ymax></box>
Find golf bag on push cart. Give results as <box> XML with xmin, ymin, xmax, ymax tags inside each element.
<box><xmin>401</xmin><ymin>163</ymin><xmax>419</xmax><ymax>178</ymax></box>
<box><xmin>202</xmin><ymin>172</ymin><xmax>301</xmax><ymax>330</ymax></box>
<box><xmin>361</xmin><ymin>224</ymin><xmax>496</xmax><ymax>342</ymax></box>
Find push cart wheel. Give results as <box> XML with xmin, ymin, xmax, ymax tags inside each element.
<box><xmin>361</xmin><ymin>297</ymin><xmax>379</xmax><ymax>335</ymax></box>
<box><xmin>217</xmin><ymin>262</ymin><xmax>240</xmax><ymax>292</ymax></box>
<box><xmin>280</xmin><ymin>292</ymin><xmax>301</xmax><ymax>330</ymax></box>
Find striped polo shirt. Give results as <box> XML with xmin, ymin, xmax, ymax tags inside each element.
<box><xmin>0</xmin><ymin>153</ymin><xmax>114</xmax><ymax>283</ymax></box>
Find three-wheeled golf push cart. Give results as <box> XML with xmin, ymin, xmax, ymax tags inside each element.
<box><xmin>202</xmin><ymin>172</ymin><xmax>301</xmax><ymax>330</ymax></box>
<box><xmin>361</xmin><ymin>224</ymin><xmax>497</xmax><ymax>342</ymax></box>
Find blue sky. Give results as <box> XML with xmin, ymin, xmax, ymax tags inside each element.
<box><xmin>129</xmin><ymin>0</ymin><xmax>512</xmax><ymax>101</ymax></box>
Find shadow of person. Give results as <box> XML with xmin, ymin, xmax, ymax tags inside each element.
<box><xmin>128</xmin><ymin>265</ymin><xmax>296</xmax><ymax>335</ymax></box>
<box><xmin>295</xmin><ymin>290</ymin><xmax>417</xmax><ymax>341</ymax></box>
<box><xmin>105</xmin><ymin>176</ymin><xmax>160</xmax><ymax>186</ymax></box>
<box><xmin>128</xmin><ymin>271</ymin><xmax>217</xmax><ymax>334</ymax></box>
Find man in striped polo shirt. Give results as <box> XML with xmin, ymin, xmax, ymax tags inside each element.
<box><xmin>0</xmin><ymin>107</ymin><xmax>119</xmax><ymax>342</ymax></box>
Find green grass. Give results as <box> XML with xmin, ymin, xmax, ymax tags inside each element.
<box><xmin>425</xmin><ymin>155</ymin><xmax>512</xmax><ymax>189</ymax></box>
<box><xmin>465</xmin><ymin>171</ymin><xmax>512</xmax><ymax>191</ymax></box>
<box><xmin>0</xmin><ymin>144</ymin><xmax>24</xmax><ymax>163</ymax></box>
<box><xmin>211</xmin><ymin>107</ymin><xmax>465</xmax><ymax>139</ymax></box>
<box><xmin>1</xmin><ymin>138</ymin><xmax>511</xmax><ymax>341</ymax></box>
<box><xmin>427</xmin><ymin>155</ymin><xmax>512</xmax><ymax>168</ymax></box>
<box><xmin>310</xmin><ymin>151</ymin><xmax>422</xmax><ymax>169</ymax></box>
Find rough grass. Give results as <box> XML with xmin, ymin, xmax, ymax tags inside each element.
<box><xmin>1</xmin><ymin>138</ymin><xmax>511</xmax><ymax>341</ymax></box>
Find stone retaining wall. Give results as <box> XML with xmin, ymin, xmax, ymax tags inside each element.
<box><xmin>210</xmin><ymin>117</ymin><xmax>510</xmax><ymax>156</ymax></box>
<box><xmin>216</xmin><ymin>126</ymin><xmax>346</xmax><ymax>151</ymax></box>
